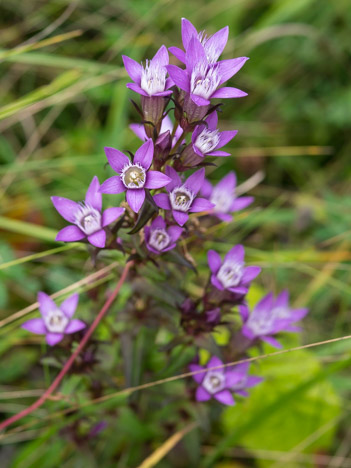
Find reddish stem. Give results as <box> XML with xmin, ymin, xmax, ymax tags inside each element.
<box><xmin>0</xmin><ymin>260</ymin><xmax>133</xmax><ymax>432</ymax></box>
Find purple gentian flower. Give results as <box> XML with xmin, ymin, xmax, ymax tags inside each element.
<box><xmin>22</xmin><ymin>292</ymin><xmax>86</xmax><ymax>346</ymax></box>
<box><xmin>130</xmin><ymin>115</ymin><xmax>183</xmax><ymax>148</ymax></box>
<box><xmin>191</xmin><ymin>111</ymin><xmax>237</xmax><ymax>157</ymax></box>
<box><xmin>144</xmin><ymin>216</ymin><xmax>183</xmax><ymax>254</ymax></box>
<box><xmin>189</xmin><ymin>356</ymin><xmax>260</xmax><ymax>405</ymax></box>
<box><xmin>201</xmin><ymin>172</ymin><xmax>253</xmax><ymax>222</ymax></box>
<box><xmin>99</xmin><ymin>139</ymin><xmax>171</xmax><ymax>213</ymax></box>
<box><xmin>208</xmin><ymin>245</ymin><xmax>261</xmax><ymax>295</ymax></box>
<box><xmin>52</xmin><ymin>176</ymin><xmax>125</xmax><ymax>248</ymax></box>
<box><xmin>240</xmin><ymin>291</ymin><xmax>309</xmax><ymax>348</ymax></box>
<box><xmin>169</xmin><ymin>18</ymin><xmax>229</xmax><ymax>65</ymax></box>
<box><xmin>153</xmin><ymin>166</ymin><xmax>214</xmax><ymax>226</ymax></box>
<box><xmin>167</xmin><ymin>35</ymin><xmax>248</xmax><ymax>107</ymax></box>
<box><xmin>122</xmin><ymin>45</ymin><xmax>173</xmax><ymax>97</ymax></box>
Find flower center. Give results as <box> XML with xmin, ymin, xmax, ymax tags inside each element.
<box><xmin>195</xmin><ymin>128</ymin><xmax>220</xmax><ymax>154</ymax></box>
<box><xmin>247</xmin><ymin>313</ymin><xmax>275</xmax><ymax>336</ymax></box>
<box><xmin>190</xmin><ymin>62</ymin><xmax>220</xmax><ymax>100</ymax></box>
<box><xmin>272</xmin><ymin>307</ymin><xmax>289</xmax><ymax>320</ymax></box>
<box><xmin>170</xmin><ymin>186</ymin><xmax>194</xmax><ymax>212</ymax></box>
<box><xmin>44</xmin><ymin>309</ymin><xmax>69</xmax><ymax>333</ymax></box>
<box><xmin>121</xmin><ymin>163</ymin><xmax>146</xmax><ymax>189</ymax></box>
<box><xmin>217</xmin><ymin>261</ymin><xmax>243</xmax><ymax>289</ymax></box>
<box><xmin>75</xmin><ymin>203</ymin><xmax>101</xmax><ymax>236</ymax></box>
<box><xmin>210</xmin><ymin>188</ymin><xmax>234</xmax><ymax>213</ymax></box>
<box><xmin>140</xmin><ymin>60</ymin><xmax>167</xmax><ymax>96</ymax></box>
<box><xmin>203</xmin><ymin>371</ymin><xmax>225</xmax><ymax>394</ymax></box>
<box><xmin>149</xmin><ymin>228</ymin><xmax>170</xmax><ymax>251</ymax></box>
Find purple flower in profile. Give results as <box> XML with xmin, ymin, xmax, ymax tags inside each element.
<box><xmin>52</xmin><ymin>176</ymin><xmax>124</xmax><ymax>248</ymax></box>
<box><xmin>208</xmin><ymin>245</ymin><xmax>261</xmax><ymax>295</ymax></box>
<box><xmin>122</xmin><ymin>45</ymin><xmax>173</xmax><ymax>97</ymax></box>
<box><xmin>99</xmin><ymin>139</ymin><xmax>171</xmax><ymax>213</ymax></box>
<box><xmin>240</xmin><ymin>291</ymin><xmax>309</xmax><ymax>348</ymax></box>
<box><xmin>130</xmin><ymin>115</ymin><xmax>183</xmax><ymax>148</ymax></box>
<box><xmin>201</xmin><ymin>172</ymin><xmax>253</xmax><ymax>222</ymax></box>
<box><xmin>153</xmin><ymin>167</ymin><xmax>214</xmax><ymax>226</ymax></box>
<box><xmin>191</xmin><ymin>111</ymin><xmax>237</xmax><ymax>158</ymax></box>
<box><xmin>189</xmin><ymin>356</ymin><xmax>260</xmax><ymax>405</ymax></box>
<box><xmin>167</xmin><ymin>35</ymin><xmax>248</xmax><ymax>107</ymax></box>
<box><xmin>22</xmin><ymin>292</ymin><xmax>86</xmax><ymax>346</ymax></box>
<box><xmin>144</xmin><ymin>216</ymin><xmax>183</xmax><ymax>255</ymax></box>
<box><xmin>169</xmin><ymin>18</ymin><xmax>229</xmax><ymax>65</ymax></box>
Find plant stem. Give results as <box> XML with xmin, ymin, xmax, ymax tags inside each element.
<box><xmin>0</xmin><ymin>260</ymin><xmax>133</xmax><ymax>432</ymax></box>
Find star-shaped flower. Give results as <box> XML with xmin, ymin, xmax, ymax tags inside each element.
<box><xmin>144</xmin><ymin>216</ymin><xmax>183</xmax><ymax>254</ymax></box>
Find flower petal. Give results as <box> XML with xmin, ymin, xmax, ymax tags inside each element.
<box><xmin>190</xmin><ymin>93</ymin><xmax>210</xmax><ymax>106</ymax></box>
<box><xmin>134</xmin><ymin>139</ymin><xmax>154</xmax><ymax>170</ymax></box>
<box><xmin>231</xmin><ymin>196</ymin><xmax>254</xmax><ymax>211</ymax></box>
<box><xmin>126</xmin><ymin>82</ymin><xmax>148</xmax><ymax>96</ymax></box>
<box><xmin>100</xmin><ymin>176</ymin><xmax>126</xmax><ymax>195</ymax></box>
<box><xmin>60</xmin><ymin>293</ymin><xmax>79</xmax><ymax>318</ymax></box>
<box><xmin>167</xmin><ymin>225</ymin><xmax>183</xmax><ymax>242</ymax></box>
<box><xmin>205</xmin><ymin>111</ymin><xmax>218</xmax><ymax>130</ymax></box>
<box><xmin>56</xmin><ymin>225</ymin><xmax>85</xmax><ymax>243</ymax></box>
<box><xmin>51</xmin><ymin>197</ymin><xmax>79</xmax><ymax>223</ymax></box>
<box><xmin>216</xmin><ymin>171</ymin><xmax>236</xmax><ymax>192</ymax></box>
<box><xmin>104</xmin><ymin>147</ymin><xmax>129</xmax><ymax>174</ymax></box>
<box><xmin>181</xmin><ymin>17</ymin><xmax>198</xmax><ymax>49</ymax></box>
<box><xmin>166</xmin><ymin>65</ymin><xmax>190</xmax><ymax>93</ymax></box>
<box><xmin>22</xmin><ymin>318</ymin><xmax>46</xmax><ymax>334</ymax></box>
<box><xmin>207</xmin><ymin>250</ymin><xmax>222</xmax><ymax>274</ymax></box>
<box><xmin>217</xmin><ymin>130</ymin><xmax>238</xmax><ymax>148</ymax></box>
<box><xmin>151</xmin><ymin>44</ymin><xmax>169</xmax><ymax>67</ymax></box>
<box><xmin>151</xmin><ymin>216</ymin><xmax>166</xmax><ymax>230</ymax></box>
<box><xmin>65</xmin><ymin>319</ymin><xmax>86</xmax><ymax>334</ymax></box>
<box><xmin>126</xmin><ymin>188</ymin><xmax>145</xmax><ymax>213</ymax></box>
<box><xmin>214</xmin><ymin>390</ymin><xmax>235</xmax><ymax>406</ymax></box>
<box><xmin>172</xmin><ymin>210</ymin><xmax>188</xmax><ymax>226</ymax></box>
<box><xmin>225</xmin><ymin>244</ymin><xmax>245</xmax><ymax>264</ymax></box>
<box><xmin>46</xmin><ymin>333</ymin><xmax>64</xmax><ymax>346</ymax></box>
<box><xmin>205</xmin><ymin>26</ymin><xmax>229</xmax><ymax>61</ymax></box>
<box><xmin>212</xmin><ymin>87</ymin><xmax>248</xmax><ymax>99</ymax></box>
<box><xmin>165</xmin><ymin>166</ymin><xmax>182</xmax><ymax>192</ymax></box>
<box><xmin>87</xmin><ymin>229</ymin><xmax>106</xmax><ymax>248</ymax></box>
<box><xmin>122</xmin><ymin>55</ymin><xmax>142</xmax><ymax>83</ymax></box>
<box><xmin>153</xmin><ymin>193</ymin><xmax>171</xmax><ymax>210</ymax></box>
<box><xmin>129</xmin><ymin>123</ymin><xmax>147</xmax><ymax>141</ymax></box>
<box><xmin>102</xmin><ymin>207</ymin><xmax>125</xmax><ymax>227</ymax></box>
<box><xmin>196</xmin><ymin>386</ymin><xmax>211</xmax><ymax>402</ymax></box>
<box><xmin>38</xmin><ymin>292</ymin><xmax>56</xmax><ymax>318</ymax></box>
<box><xmin>184</xmin><ymin>168</ymin><xmax>205</xmax><ymax>195</ymax></box>
<box><xmin>261</xmin><ymin>335</ymin><xmax>282</xmax><ymax>349</ymax></box>
<box><xmin>242</xmin><ymin>266</ymin><xmax>261</xmax><ymax>283</ymax></box>
<box><xmin>186</xmin><ymin>36</ymin><xmax>207</xmax><ymax>72</ymax></box>
<box><xmin>145</xmin><ymin>171</ymin><xmax>171</xmax><ymax>189</ymax></box>
<box><xmin>85</xmin><ymin>176</ymin><xmax>102</xmax><ymax>211</ymax></box>
<box><xmin>200</xmin><ymin>179</ymin><xmax>213</xmax><ymax>198</ymax></box>
<box><xmin>207</xmin><ymin>356</ymin><xmax>223</xmax><ymax>370</ymax></box>
<box><xmin>168</xmin><ymin>46</ymin><xmax>186</xmax><ymax>63</ymax></box>
<box><xmin>207</xmin><ymin>150</ymin><xmax>230</xmax><ymax>157</ymax></box>
<box><xmin>218</xmin><ymin>57</ymin><xmax>249</xmax><ymax>84</ymax></box>
<box><xmin>211</xmin><ymin>275</ymin><xmax>224</xmax><ymax>291</ymax></box>
<box><xmin>189</xmin><ymin>197</ymin><xmax>215</xmax><ymax>213</ymax></box>
<box><xmin>189</xmin><ymin>364</ymin><xmax>206</xmax><ymax>384</ymax></box>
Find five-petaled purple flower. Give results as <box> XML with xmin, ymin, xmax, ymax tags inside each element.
<box><xmin>122</xmin><ymin>45</ymin><xmax>173</xmax><ymax>98</ymax></box>
<box><xmin>191</xmin><ymin>111</ymin><xmax>237</xmax><ymax>158</ymax></box>
<box><xmin>208</xmin><ymin>245</ymin><xmax>261</xmax><ymax>295</ymax></box>
<box><xmin>99</xmin><ymin>139</ymin><xmax>171</xmax><ymax>213</ymax></box>
<box><xmin>22</xmin><ymin>292</ymin><xmax>86</xmax><ymax>346</ymax></box>
<box><xmin>52</xmin><ymin>176</ymin><xmax>125</xmax><ymax>248</ymax></box>
<box><xmin>144</xmin><ymin>216</ymin><xmax>183</xmax><ymax>254</ymax></box>
<box><xmin>189</xmin><ymin>356</ymin><xmax>261</xmax><ymax>405</ymax></box>
<box><xmin>240</xmin><ymin>291</ymin><xmax>309</xmax><ymax>348</ymax></box>
<box><xmin>169</xmin><ymin>18</ymin><xmax>229</xmax><ymax>65</ymax></box>
<box><xmin>167</xmin><ymin>33</ymin><xmax>248</xmax><ymax>107</ymax></box>
<box><xmin>153</xmin><ymin>166</ymin><xmax>214</xmax><ymax>226</ymax></box>
<box><xmin>201</xmin><ymin>172</ymin><xmax>253</xmax><ymax>222</ymax></box>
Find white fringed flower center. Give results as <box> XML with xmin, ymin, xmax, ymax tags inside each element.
<box><xmin>44</xmin><ymin>309</ymin><xmax>69</xmax><ymax>333</ymax></box>
<box><xmin>217</xmin><ymin>261</ymin><xmax>243</xmax><ymax>289</ymax></box>
<box><xmin>149</xmin><ymin>228</ymin><xmax>170</xmax><ymax>251</ymax></box>
<box><xmin>190</xmin><ymin>62</ymin><xmax>220</xmax><ymax>100</ymax></box>
<box><xmin>271</xmin><ymin>307</ymin><xmax>289</xmax><ymax>319</ymax></box>
<box><xmin>210</xmin><ymin>187</ymin><xmax>234</xmax><ymax>213</ymax></box>
<box><xmin>170</xmin><ymin>186</ymin><xmax>194</xmax><ymax>212</ymax></box>
<box><xmin>247</xmin><ymin>313</ymin><xmax>275</xmax><ymax>336</ymax></box>
<box><xmin>198</xmin><ymin>31</ymin><xmax>220</xmax><ymax>63</ymax></box>
<box><xmin>121</xmin><ymin>163</ymin><xmax>146</xmax><ymax>189</ymax></box>
<box><xmin>140</xmin><ymin>60</ymin><xmax>167</xmax><ymax>96</ymax></box>
<box><xmin>75</xmin><ymin>203</ymin><xmax>101</xmax><ymax>236</ymax></box>
<box><xmin>194</xmin><ymin>128</ymin><xmax>220</xmax><ymax>154</ymax></box>
<box><xmin>203</xmin><ymin>371</ymin><xmax>225</xmax><ymax>394</ymax></box>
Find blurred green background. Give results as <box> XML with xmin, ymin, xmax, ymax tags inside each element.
<box><xmin>0</xmin><ymin>0</ymin><xmax>351</xmax><ymax>466</ymax></box>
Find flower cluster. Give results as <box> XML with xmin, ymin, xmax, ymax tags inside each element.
<box><xmin>21</xmin><ymin>18</ymin><xmax>309</xmax><ymax>412</ymax></box>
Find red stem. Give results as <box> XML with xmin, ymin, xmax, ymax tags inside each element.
<box><xmin>0</xmin><ymin>260</ymin><xmax>133</xmax><ymax>432</ymax></box>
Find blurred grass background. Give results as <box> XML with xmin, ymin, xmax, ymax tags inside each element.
<box><xmin>0</xmin><ymin>0</ymin><xmax>351</xmax><ymax>466</ymax></box>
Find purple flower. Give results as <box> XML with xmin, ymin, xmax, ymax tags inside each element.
<box><xmin>99</xmin><ymin>139</ymin><xmax>171</xmax><ymax>213</ymax></box>
<box><xmin>208</xmin><ymin>245</ymin><xmax>261</xmax><ymax>295</ymax></box>
<box><xmin>153</xmin><ymin>166</ymin><xmax>214</xmax><ymax>226</ymax></box>
<box><xmin>240</xmin><ymin>291</ymin><xmax>309</xmax><ymax>348</ymax></box>
<box><xmin>169</xmin><ymin>18</ymin><xmax>229</xmax><ymax>65</ymax></box>
<box><xmin>144</xmin><ymin>216</ymin><xmax>183</xmax><ymax>254</ymax></box>
<box><xmin>52</xmin><ymin>176</ymin><xmax>125</xmax><ymax>248</ymax></box>
<box><xmin>191</xmin><ymin>111</ymin><xmax>237</xmax><ymax>157</ymax></box>
<box><xmin>22</xmin><ymin>292</ymin><xmax>86</xmax><ymax>346</ymax></box>
<box><xmin>130</xmin><ymin>115</ymin><xmax>183</xmax><ymax>148</ymax></box>
<box><xmin>189</xmin><ymin>356</ymin><xmax>261</xmax><ymax>405</ymax></box>
<box><xmin>122</xmin><ymin>45</ymin><xmax>173</xmax><ymax>97</ymax></box>
<box><xmin>201</xmin><ymin>172</ymin><xmax>253</xmax><ymax>222</ymax></box>
<box><xmin>167</xmin><ymin>34</ymin><xmax>248</xmax><ymax>107</ymax></box>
